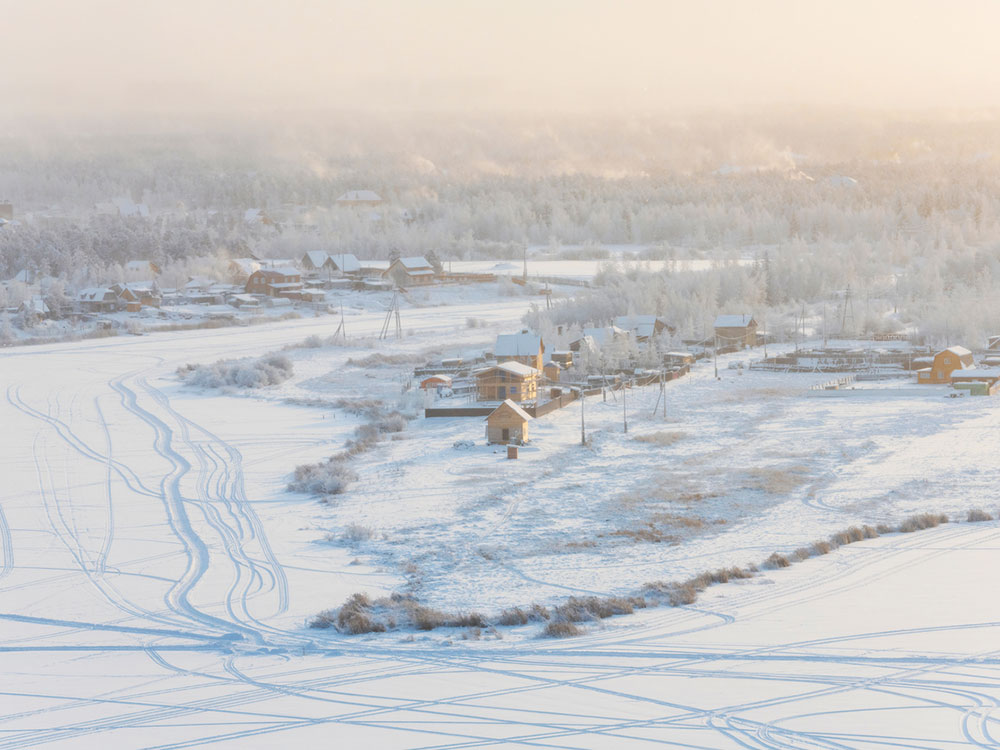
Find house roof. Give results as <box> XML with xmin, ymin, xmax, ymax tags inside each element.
<box><xmin>478</xmin><ymin>361</ymin><xmax>539</xmax><ymax>378</ymax></box>
<box><xmin>614</xmin><ymin>315</ymin><xmax>665</xmax><ymax>339</ymax></box>
<box><xmin>328</xmin><ymin>253</ymin><xmax>361</xmax><ymax>272</ymax></box>
<box><xmin>337</xmin><ymin>190</ymin><xmax>382</xmax><ymax>202</ymax></box>
<box><xmin>495</xmin><ymin>332</ymin><xmax>542</xmax><ymax>357</ymax></box>
<box><xmin>79</xmin><ymin>287</ymin><xmax>114</xmax><ymax>300</ymax></box>
<box><xmin>422</xmin><ymin>374</ymin><xmax>453</xmax><ymax>385</ymax></box>
<box><xmin>302</xmin><ymin>251</ymin><xmax>329</xmax><ymax>268</ymax></box>
<box><xmin>395</xmin><ymin>256</ymin><xmax>433</xmax><ymax>271</ymax></box>
<box><xmin>582</xmin><ymin>326</ymin><xmax>628</xmax><ymax>346</ymax></box>
<box><xmin>254</xmin><ymin>267</ymin><xmax>299</xmax><ymax>278</ymax></box>
<box><xmin>714</xmin><ymin>314</ymin><xmax>756</xmax><ymax>328</ymax></box>
<box><xmin>486</xmin><ymin>399</ymin><xmax>532</xmax><ymax>422</ymax></box>
<box><xmin>941</xmin><ymin>346</ymin><xmax>972</xmax><ymax>358</ymax></box>
<box><xmin>952</xmin><ymin>368</ymin><xmax>1000</xmax><ymax>380</ymax></box>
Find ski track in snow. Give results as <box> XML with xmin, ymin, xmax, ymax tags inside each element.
<box><xmin>3</xmin><ymin>300</ymin><xmax>1000</xmax><ymax>748</ymax></box>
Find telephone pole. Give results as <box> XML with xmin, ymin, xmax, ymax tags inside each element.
<box><xmin>580</xmin><ymin>389</ymin><xmax>586</xmax><ymax>445</ymax></box>
<box><xmin>623</xmin><ymin>379</ymin><xmax>628</xmax><ymax>434</ymax></box>
<box><xmin>713</xmin><ymin>334</ymin><xmax>719</xmax><ymax>378</ymax></box>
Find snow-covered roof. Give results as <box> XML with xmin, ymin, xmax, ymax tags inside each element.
<box><xmin>486</xmin><ymin>399</ymin><xmax>532</xmax><ymax>422</ymax></box>
<box><xmin>255</xmin><ymin>267</ymin><xmax>300</xmax><ymax>278</ymax></box>
<box><xmin>268</xmin><ymin>282</ymin><xmax>303</xmax><ymax>289</ymax></box>
<box><xmin>941</xmin><ymin>346</ymin><xmax>972</xmax><ymax>358</ymax></box>
<box><xmin>614</xmin><ymin>315</ymin><xmax>664</xmax><ymax>339</ymax></box>
<box><xmin>665</xmin><ymin>350</ymin><xmax>694</xmax><ymax>358</ymax></box>
<box><xmin>396</xmin><ymin>256</ymin><xmax>432</xmax><ymax>271</ymax></box>
<box><xmin>478</xmin><ymin>361</ymin><xmax>539</xmax><ymax>378</ymax></box>
<box><xmin>12</xmin><ymin>269</ymin><xmax>36</xmax><ymax>284</ymax></box>
<box><xmin>952</xmin><ymin>368</ymin><xmax>1000</xmax><ymax>380</ymax></box>
<box><xmin>244</xmin><ymin>208</ymin><xmax>263</xmax><ymax>223</ymax></box>
<box><xmin>582</xmin><ymin>326</ymin><xmax>628</xmax><ymax>346</ymax></box>
<box><xmin>495</xmin><ymin>332</ymin><xmax>542</xmax><ymax>357</ymax></box>
<box><xmin>302</xmin><ymin>251</ymin><xmax>329</xmax><ymax>268</ymax></box>
<box><xmin>714</xmin><ymin>314</ymin><xmax>756</xmax><ymax>328</ymax></box>
<box><xmin>328</xmin><ymin>253</ymin><xmax>361</xmax><ymax>272</ymax></box>
<box><xmin>79</xmin><ymin>287</ymin><xmax>114</xmax><ymax>300</ymax></box>
<box><xmin>337</xmin><ymin>190</ymin><xmax>382</xmax><ymax>203</ymax></box>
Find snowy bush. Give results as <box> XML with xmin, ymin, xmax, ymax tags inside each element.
<box><xmin>287</xmin><ymin>458</ymin><xmax>356</xmax><ymax>497</ymax></box>
<box><xmin>178</xmin><ymin>354</ymin><xmax>294</xmax><ymax>389</ymax></box>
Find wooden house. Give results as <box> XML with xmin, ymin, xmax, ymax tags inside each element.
<box><xmin>543</xmin><ymin>362</ymin><xmax>562</xmax><ymax>382</ymax></box>
<box><xmin>714</xmin><ymin>314</ymin><xmax>758</xmax><ymax>348</ymax></box>
<box><xmin>664</xmin><ymin>351</ymin><xmax>695</xmax><ymax>367</ymax></box>
<box><xmin>495</xmin><ymin>331</ymin><xmax>544</xmax><ymax>370</ymax></box>
<box><xmin>485</xmin><ymin>399</ymin><xmax>532</xmax><ymax>445</ymax></box>
<box><xmin>77</xmin><ymin>288</ymin><xmax>118</xmax><ymax>313</ymax></box>
<box><xmin>550</xmin><ymin>350</ymin><xmax>574</xmax><ymax>368</ymax></box>
<box><xmin>475</xmin><ymin>361</ymin><xmax>539</xmax><ymax>403</ymax></box>
<box><xmin>383</xmin><ymin>257</ymin><xmax>436</xmax><ymax>286</ymax></box>
<box><xmin>917</xmin><ymin>346</ymin><xmax>975</xmax><ymax>384</ymax></box>
<box><xmin>300</xmin><ymin>251</ymin><xmax>330</xmax><ymax>275</ymax></box>
<box><xmin>245</xmin><ymin>268</ymin><xmax>303</xmax><ymax>297</ymax></box>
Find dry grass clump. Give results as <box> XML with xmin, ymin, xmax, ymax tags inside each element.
<box><xmin>550</xmin><ymin>596</ymin><xmax>646</xmax><ymax>623</ymax></box>
<box><xmin>341</xmin><ymin>523</ymin><xmax>375</xmax><ymax>542</ymax></box>
<box><xmin>633</xmin><ymin>431</ymin><xmax>687</xmax><ymax>446</ymax></box>
<box><xmin>542</xmin><ymin>620</ymin><xmax>583</xmax><ymax>638</ymax></box>
<box><xmin>610</xmin><ymin>525</ymin><xmax>677</xmax><ymax>544</ymax></box>
<box><xmin>898</xmin><ymin>513</ymin><xmax>948</xmax><ymax>533</ymax></box>
<box><xmin>650</xmin><ymin>513</ymin><xmax>705</xmax><ymax>529</ymax></box>
<box><xmin>811</xmin><ymin>539</ymin><xmax>835</xmax><ymax>556</ymax></box>
<box><xmin>346</xmin><ymin>352</ymin><xmax>426</xmax><ymax>368</ymax></box>
<box><xmin>967</xmin><ymin>508</ymin><xmax>993</xmax><ymax>522</ymax></box>
<box><xmin>764</xmin><ymin>552</ymin><xmax>791</xmax><ymax>569</ymax></box>
<box><xmin>744</xmin><ymin>466</ymin><xmax>812</xmax><ymax>494</ymax></box>
<box><xmin>498</xmin><ymin>604</ymin><xmax>550</xmax><ymax>626</ymax></box>
<box><xmin>875</xmin><ymin>523</ymin><xmax>894</xmax><ymax>535</ymax></box>
<box><xmin>829</xmin><ymin>525</ymin><xmax>879</xmax><ymax>546</ymax></box>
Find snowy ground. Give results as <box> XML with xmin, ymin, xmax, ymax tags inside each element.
<box><xmin>4</xmin><ymin>293</ymin><xmax>1000</xmax><ymax>747</ymax></box>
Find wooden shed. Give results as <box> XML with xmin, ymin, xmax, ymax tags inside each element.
<box><xmin>714</xmin><ymin>314</ymin><xmax>758</xmax><ymax>348</ymax></box>
<box><xmin>486</xmin><ymin>399</ymin><xmax>532</xmax><ymax>445</ymax></box>
<box><xmin>420</xmin><ymin>374</ymin><xmax>453</xmax><ymax>390</ymax></box>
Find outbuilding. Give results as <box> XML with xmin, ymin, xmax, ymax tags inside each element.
<box><xmin>485</xmin><ymin>399</ymin><xmax>532</xmax><ymax>445</ymax></box>
<box><xmin>714</xmin><ymin>314</ymin><xmax>758</xmax><ymax>348</ymax></box>
<box><xmin>475</xmin><ymin>361</ymin><xmax>539</xmax><ymax>402</ymax></box>
<box><xmin>420</xmin><ymin>374</ymin><xmax>453</xmax><ymax>390</ymax></box>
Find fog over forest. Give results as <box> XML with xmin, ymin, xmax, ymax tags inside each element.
<box><xmin>3</xmin><ymin>108</ymin><xmax>1000</xmax><ymax>344</ymax></box>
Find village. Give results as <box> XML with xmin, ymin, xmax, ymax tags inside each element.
<box><xmin>408</xmin><ymin>311</ymin><xmax>1000</xmax><ymax>457</ymax></box>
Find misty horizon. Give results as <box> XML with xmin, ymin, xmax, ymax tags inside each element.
<box><xmin>6</xmin><ymin>0</ymin><xmax>1000</xmax><ymax>121</ymax></box>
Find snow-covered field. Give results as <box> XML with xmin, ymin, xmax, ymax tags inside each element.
<box><xmin>4</xmin><ymin>291</ymin><xmax>1000</xmax><ymax>747</ymax></box>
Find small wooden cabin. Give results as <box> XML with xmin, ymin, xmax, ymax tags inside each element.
<box><xmin>917</xmin><ymin>346</ymin><xmax>974</xmax><ymax>384</ymax></box>
<box><xmin>714</xmin><ymin>314</ymin><xmax>758</xmax><ymax>348</ymax></box>
<box><xmin>486</xmin><ymin>399</ymin><xmax>532</xmax><ymax>445</ymax></box>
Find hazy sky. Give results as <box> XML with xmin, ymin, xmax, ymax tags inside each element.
<box><xmin>5</xmin><ymin>0</ymin><xmax>1000</xmax><ymax>118</ymax></box>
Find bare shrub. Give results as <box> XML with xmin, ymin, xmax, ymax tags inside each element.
<box><xmin>876</xmin><ymin>523</ymin><xmax>893</xmax><ymax>534</ymax></box>
<box><xmin>542</xmin><ymin>620</ymin><xmax>582</xmax><ymax>638</ymax></box>
<box><xmin>451</xmin><ymin>612</ymin><xmax>488</xmax><ymax>628</ymax></box>
<box><xmin>288</xmin><ymin>457</ymin><xmax>356</xmax><ymax>496</ymax></box>
<box><xmin>793</xmin><ymin>547</ymin><xmax>812</xmax><ymax>561</ymax></box>
<box><xmin>764</xmin><ymin>552</ymin><xmax>790</xmax><ymax>569</ymax></box>
<box><xmin>341</xmin><ymin>523</ymin><xmax>375</xmax><ymax>542</ymax></box>
<box><xmin>633</xmin><ymin>431</ymin><xmax>687</xmax><ymax>446</ymax></box>
<box><xmin>178</xmin><ymin>353</ymin><xmax>294</xmax><ymax>389</ymax></box>
<box><xmin>811</xmin><ymin>540</ymin><xmax>835</xmax><ymax>556</ymax></box>
<box><xmin>898</xmin><ymin>513</ymin><xmax>948</xmax><ymax>533</ymax></box>
<box><xmin>968</xmin><ymin>508</ymin><xmax>993</xmax><ymax>522</ymax></box>
<box><xmin>498</xmin><ymin>607</ymin><xmax>529</xmax><ymax>626</ymax></box>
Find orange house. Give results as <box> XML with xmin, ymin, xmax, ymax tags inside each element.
<box><xmin>917</xmin><ymin>346</ymin><xmax>974</xmax><ymax>384</ymax></box>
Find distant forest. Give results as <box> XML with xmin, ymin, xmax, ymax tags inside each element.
<box><xmin>3</xmin><ymin>110</ymin><xmax>1000</xmax><ymax>343</ymax></box>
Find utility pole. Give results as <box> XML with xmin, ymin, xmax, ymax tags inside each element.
<box><xmin>713</xmin><ymin>334</ymin><xmax>719</xmax><ymax>379</ymax></box>
<box><xmin>623</xmin><ymin>378</ymin><xmax>628</xmax><ymax>434</ymax></box>
<box><xmin>580</xmin><ymin>389</ymin><xmax>586</xmax><ymax>445</ymax></box>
